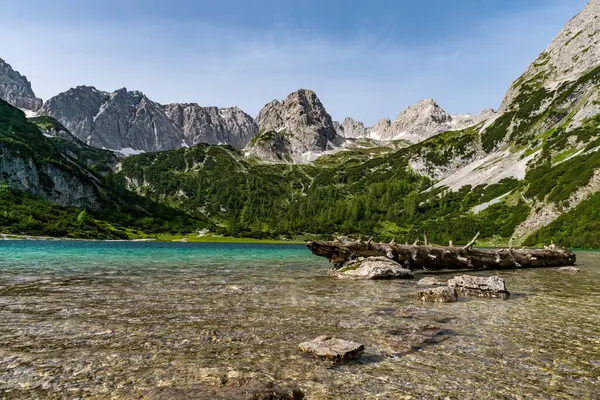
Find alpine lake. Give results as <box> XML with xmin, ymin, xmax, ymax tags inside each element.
<box><xmin>0</xmin><ymin>241</ymin><xmax>598</xmax><ymax>399</ymax></box>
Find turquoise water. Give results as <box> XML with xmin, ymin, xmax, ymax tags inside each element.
<box><xmin>0</xmin><ymin>241</ymin><xmax>599</xmax><ymax>399</ymax></box>
<box><xmin>0</xmin><ymin>241</ymin><xmax>317</xmax><ymax>269</ymax></box>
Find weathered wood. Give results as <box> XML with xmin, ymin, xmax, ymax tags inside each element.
<box><xmin>306</xmin><ymin>240</ymin><xmax>576</xmax><ymax>271</ymax></box>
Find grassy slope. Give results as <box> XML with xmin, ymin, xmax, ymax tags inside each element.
<box><xmin>118</xmin><ymin>134</ymin><xmax>529</xmax><ymax>245</ymax></box>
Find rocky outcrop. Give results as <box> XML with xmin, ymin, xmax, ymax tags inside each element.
<box><xmin>163</xmin><ymin>103</ymin><xmax>258</xmax><ymax>150</ymax></box>
<box><xmin>29</xmin><ymin>116</ymin><xmax>80</xmax><ymax>142</ymax></box>
<box><xmin>329</xmin><ymin>256</ymin><xmax>414</xmax><ymax>280</ymax></box>
<box><xmin>298</xmin><ymin>336</ymin><xmax>364</xmax><ymax>362</ymax></box>
<box><xmin>418</xmin><ymin>287</ymin><xmax>458</xmax><ymax>303</ymax></box>
<box><xmin>0</xmin><ymin>147</ymin><xmax>100</xmax><ymax>209</ymax></box>
<box><xmin>250</xmin><ymin>89</ymin><xmax>338</xmax><ymax>162</ymax></box>
<box><xmin>334</xmin><ymin>117</ymin><xmax>368</xmax><ymax>139</ymax></box>
<box><xmin>39</xmin><ymin>86</ymin><xmax>184</xmax><ymax>153</ymax></box>
<box><xmin>0</xmin><ymin>58</ymin><xmax>43</xmax><ymax>112</ymax></box>
<box><xmin>244</xmin><ymin>130</ymin><xmax>293</xmax><ymax>162</ymax></box>
<box><xmin>447</xmin><ymin>275</ymin><xmax>510</xmax><ymax>299</ymax></box>
<box><xmin>0</xmin><ymin>101</ymin><xmax>120</xmax><ymax>209</ymax></box>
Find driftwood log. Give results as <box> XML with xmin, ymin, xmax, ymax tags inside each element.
<box><xmin>306</xmin><ymin>236</ymin><xmax>576</xmax><ymax>271</ymax></box>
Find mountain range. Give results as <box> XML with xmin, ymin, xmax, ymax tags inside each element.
<box><xmin>0</xmin><ymin>57</ymin><xmax>496</xmax><ymax>162</ymax></box>
<box><xmin>1</xmin><ymin>0</ymin><xmax>600</xmax><ymax>247</ymax></box>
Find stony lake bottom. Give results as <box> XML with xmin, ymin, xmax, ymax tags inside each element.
<box><xmin>0</xmin><ymin>241</ymin><xmax>598</xmax><ymax>399</ymax></box>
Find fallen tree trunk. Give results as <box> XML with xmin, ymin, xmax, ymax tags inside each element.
<box><xmin>306</xmin><ymin>238</ymin><xmax>576</xmax><ymax>271</ymax></box>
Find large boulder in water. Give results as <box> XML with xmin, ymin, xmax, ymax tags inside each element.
<box><xmin>299</xmin><ymin>335</ymin><xmax>365</xmax><ymax>362</ymax></box>
<box><xmin>418</xmin><ymin>286</ymin><xmax>458</xmax><ymax>303</ymax></box>
<box><xmin>447</xmin><ymin>275</ymin><xmax>509</xmax><ymax>299</ymax></box>
<box><xmin>329</xmin><ymin>257</ymin><xmax>414</xmax><ymax>280</ymax></box>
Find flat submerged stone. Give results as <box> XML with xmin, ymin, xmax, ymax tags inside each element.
<box><xmin>448</xmin><ymin>275</ymin><xmax>510</xmax><ymax>299</ymax></box>
<box><xmin>144</xmin><ymin>383</ymin><xmax>305</xmax><ymax>400</ymax></box>
<box><xmin>299</xmin><ymin>335</ymin><xmax>365</xmax><ymax>362</ymax></box>
<box><xmin>557</xmin><ymin>267</ymin><xmax>580</xmax><ymax>273</ymax></box>
<box><xmin>418</xmin><ymin>286</ymin><xmax>458</xmax><ymax>303</ymax></box>
<box><xmin>417</xmin><ymin>277</ymin><xmax>446</xmax><ymax>286</ymax></box>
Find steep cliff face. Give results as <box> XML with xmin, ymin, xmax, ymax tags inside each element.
<box><xmin>39</xmin><ymin>86</ymin><xmax>185</xmax><ymax>153</ymax></box>
<box><xmin>0</xmin><ymin>101</ymin><xmax>102</xmax><ymax>209</ymax></box>
<box><xmin>0</xmin><ymin>151</ymin><xmax>100</xmax><ymax>209</ymax></box>
<box><xmin>163</xmin><ymin>103</ymin><xmax>257</xmax><ymax>150</ymax></box>
<box><xmin>248</xmin><ymin>89</ymin><xmax>338</xmax><ymax>161</ymax></box>
<box><xmin>0</xmin><ymin>58</ymin><xmax>43</xmax><ymax>112</ymax></box>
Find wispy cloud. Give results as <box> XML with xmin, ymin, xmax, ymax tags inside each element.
<box><xmin>0</xmin><ymin>1</ymin><xmax>586</xmax><ymax>125</ymax></box>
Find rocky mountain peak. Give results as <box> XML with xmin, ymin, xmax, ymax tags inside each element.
<box><xmin>0</xmin><ymin>58</ymin><xmax>43</xmax><ymax>112</ymax></box>
<box><xmin>250</xmin><ymin>89</ymin><xmax>338</xmax><ymax>162</ymax></box>
<box><xmin>395</xmin><ymin>98</ymin><xmax>451</xmax><ymax>123</ymax></box>
<box><xmin>40</xmin><ymin>87</ymin><xmax>184</xmax><ymax>153</ymax></box>
<box><xmin>369</xmin><ymin>99</ymin><xmax>455</xmax><ymax>142</ymax></box>
<box><xmin>163</xmin><ymin>103</ymin><xmax>258</xmax><ymax>150</ymax></box>
<box><xmin>334</xmin><ymin>117</ymin><xmax>368</xmax><ymax>139</ymax></box>
<box><xmin>500</xmin><ymin>0</ymin><xmax>600</xmax><ymax>111</ymax></box>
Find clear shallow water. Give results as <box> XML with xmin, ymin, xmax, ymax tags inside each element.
<box><xmin>0</xmin><ymin>241</ymin><xmax>599</xmax><ymax>399</ymax></box>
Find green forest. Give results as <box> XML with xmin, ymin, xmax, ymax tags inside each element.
<box><xmin>2</xmin><ymin>84</ymin><xmax>600</xmax><ymax>247</ymax></box>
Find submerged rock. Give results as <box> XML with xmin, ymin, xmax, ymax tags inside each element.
<box><xmin>417</xmin><ymin>277</ymin><xmax>446</xmax><ymax>286</ymax></box>
<box><xmin>387</xmin><ymin>324</ymin><xmax>454</xmax><ymax>355</ymax></box>
<box><xmin>418</xmin><ymin>287</ymin><xmax>458</xmax><ymax>303</ymax></box>
<box><xmin>557</xmin><ymin>267</ymin><xmax>580</xmax><ymax>273</ymax></box>
<box><xmin>144</xmin><ymin>383</ymin><xmax>305</xmax><ymax>400</ymax></box>
<box><xmin>330</xmin><ymin>257</ymin><xmax>414</xmax><ymax>280</ymax></box>
<box><xmin>447</xmin><ymin>275</ymin><xmax>510</xmax><ymax>299</ymax></box>
<box><xmin>299</xmin><ymin>335</ymin><xmax>364</xmax><ymax>362</ymax></box>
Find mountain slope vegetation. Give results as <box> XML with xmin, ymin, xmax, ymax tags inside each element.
<box><xmin>0</xmin><ymin>100</ymin><xmax>204</xmax><ymax>239</ymax></box>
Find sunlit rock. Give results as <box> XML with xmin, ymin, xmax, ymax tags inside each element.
<box><xmin>447</xmin><ymin>275</ymin><xmax>510</xmax><ymax>299</ymax></box>
<box><xmin>418</xmin><ymin>286</ymin><xmax>458</xmax><ymax>303</ymax></box>
<box><xmin>329</xmin><ymin>257</ymin><xmax>414</xmax><ymax>280</ymax></box>
<box><xmin>299</xmin><ymin>335</ymin><xmax>364</xmax><ymax>362</ymax></box>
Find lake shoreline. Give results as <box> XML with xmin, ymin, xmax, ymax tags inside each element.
<box><xmin>0</xmin><ymin>233</ymin><xmax>305</xmax><ymax>245</ymax></box>
<box><xmin>3</xmin><ymin>233</ymin><xmax>595</xmax><ymax>250</ymax></box>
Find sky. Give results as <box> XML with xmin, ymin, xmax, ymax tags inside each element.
<box><xmin>0</xmin><ymin>0</ymin><xmax>589</xmax><ymax>125</ymax></box>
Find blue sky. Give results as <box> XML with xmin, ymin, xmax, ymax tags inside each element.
<box><xmin>0</xmin><ymin>0</ymin><xmax>588</xmax><ymax>124</ymax></box>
